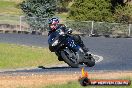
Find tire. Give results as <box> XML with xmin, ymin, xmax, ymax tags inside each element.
<box><xmin>79</xmin><ymin>77</ymin><xmax>91</xmax><ymax>86</ymax></box>
<box><xmin>85</xmin><ymin>55</ymin><xmax>95</xmax><ymax>67</ymax></box>
<box><xmin>61</xmin><ymin>48</ymin><xmax>79</xmax><ymax>68</ymax></box>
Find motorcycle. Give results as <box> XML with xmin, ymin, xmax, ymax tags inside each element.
<box><xmin>48</xmin><ymin>29</ymin><xmax>95</xmax><ymax>68</ymax></box>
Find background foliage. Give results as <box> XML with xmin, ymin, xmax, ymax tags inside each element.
<box><xmin>20</xmin><ymin>0</ymin><xmax>57</xmax><ymax>30</ymax></box>
<box><xmin>114</xmin><ymin>4</ymin><xmax>132</xmax><ymax>23</ymax></box>
<box><xmin>68</xmin><ymin>0</ymin><xmax>132</xmax><ymax>23</ymax></box>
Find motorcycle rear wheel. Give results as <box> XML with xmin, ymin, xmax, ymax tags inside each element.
<box><xmin>84</xmin><ymin>55</ymin><xmax>95</xmax><ymax>67</ymax></box>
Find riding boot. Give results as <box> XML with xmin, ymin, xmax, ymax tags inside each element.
<box><xmin>73</xmin><ymin>35</ymin><xmax>89</xmax><ymax>56</ymax></box>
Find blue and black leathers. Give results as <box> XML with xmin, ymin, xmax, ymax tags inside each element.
<box><xmin>48</xmin><ymin>24</ymin><xmax>88</xmax><ymax>54</ymax></box>
<box><xmin>48</xmin><ymin>24</ymin><xmax>81</xmax><ymax>52</ymax></box>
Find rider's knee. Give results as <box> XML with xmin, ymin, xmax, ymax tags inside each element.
<box><xmin>49</xmin><ymin>46</ymin><xmax>55</xmax><ymax>52</ymax></box>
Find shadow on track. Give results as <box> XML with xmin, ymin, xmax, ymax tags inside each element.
<box><xmin>1</xmin><ymin>66</ymin><xmax>79</xmax><ymax>75</ymax></box>
<box><xmin>38</xmin><ymin>66</ymin><xmax>71</xmax><ymax>69</ymax></box>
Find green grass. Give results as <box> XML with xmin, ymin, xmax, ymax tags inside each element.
<box><xmin>0</xmin><ymin>43</ymin><xmax>63</xmax><ymax>69</ymax></box>
<box><xmin>44</xmin><ymin>80</ymin><xmax>132</xmax><ymax>88</ymax></box>
<box><xmin>56</xmin><ymin>13</ymin><xmax>68</xmax><ymax>21</ymax></box>
<box><xmin>0</xmin><ymin>0</ymin><xmax>22</xmax><ymax>24</ymax></box>
<box><xmin>0</xmin><ymin>0</ymin><xmax>22</xmax><ymax>25</ymax></box>
<box><xmin>0</xmin><ymin>0</ymin><xmax>22</xmax><ymax>15</ymax></box>
<box><xmin>0</xmin><ymin>0</ymin><xmax>68</xmax><ymax>24</ymax></box>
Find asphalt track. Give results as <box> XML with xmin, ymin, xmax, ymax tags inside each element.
<box><xmin>0</xmin><ymin>34</ymin><xmax>132</xmax><ymax>74</ymax></box>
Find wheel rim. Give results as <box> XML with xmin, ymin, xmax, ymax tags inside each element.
<box><xmin>64</xmin><ymin>51</ymin><xmax>78</xmax><ymax>64</ymax></box>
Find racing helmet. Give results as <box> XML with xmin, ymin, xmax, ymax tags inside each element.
<box><xmin>48</xmin><ymin>17</ymin><xmax>59</xmax><ymax>31</ymax></box>
<box><xmin>48</xmin><ymin>17</ymin><xmax>59</xmax><ymax>24</ymax></box>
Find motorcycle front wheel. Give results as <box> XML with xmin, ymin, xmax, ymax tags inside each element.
<box><xmin>60</xmin><ymin>48</ymin><xmax>79</xmax><ymax>68</ymax></box>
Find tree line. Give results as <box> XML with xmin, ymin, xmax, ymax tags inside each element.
<box><xmin>68</xmin><ymin>0</ymin><xmax>132</xmax><ymax>23</ymax></box>
<box><xmin>20</xmin><ymin>0</ymin><xmax>132</xmax><ymax>30</ymax></box>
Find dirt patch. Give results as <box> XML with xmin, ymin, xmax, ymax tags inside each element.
<box><xmin>0</xmin><ymin>74</ymin><xmax>78</xmax><ymax>88</ymax></box>
<box><xmin>0</xmin><ymin>71</ymin><xmax>132</xmax><ymax>88</ymax></box>
<box><xmin>89</xmin><ymin>71</ymin><xmax>132</xmax><ymax>79</ymax></box>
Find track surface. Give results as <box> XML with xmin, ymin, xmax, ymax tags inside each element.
<box><xmin>0</xmin><ymin>34</ymin><xmax>132</xmax><ymax>74</ymax></box>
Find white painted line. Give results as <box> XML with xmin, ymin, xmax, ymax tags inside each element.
<box><xmin>92</xmin><ymin>54</ymin><xmax>104</xmax><ymax>63</ymax></box>
<box><xmin>0</xmin><ymin>67</ymin><xmax>37</xmax><ymax>72</ymax></box>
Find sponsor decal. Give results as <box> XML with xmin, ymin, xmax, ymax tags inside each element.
<box><xmin>78</xmin><ymin>67</ymin><xmax>131</xmax><ymax>86</ymax></box>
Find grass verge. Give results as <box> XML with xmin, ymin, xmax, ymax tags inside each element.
<box><xmin>0</xmin><ymin>43</ymin><xmax>63</xmax><ymax>69</ymax></box>
<box><xmin>0</xmin><ymin>0</ymin><xmax>22</xmax><ymax>25</ymax></box>
<box><xmin>44</xmin><ymin>80</ymin><xmax>132</xmax><ymax>88</ymax></box>
<box><xmin>44</xmin><ymin>72</ymin><xmax>132</xmax><ymax>88</ymax></box>
<box><xmin>0</xmin><ymin>71</ymin><xmax>132</xmax><ymax>88</ymax></box>
<box><xmin>0</xmin><ymin>0</ymin><xmax>22</xmax><ymax>15</ymax></box>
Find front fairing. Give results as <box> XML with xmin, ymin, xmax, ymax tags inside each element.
<box><xmin>48</xmin><ymin>29</ymin><xmax>63</xmax><ymax>45</ymax></box>
<box><xmin>48</xmin><ymin>28</ymin><xmax>80</xmax><ymax>52</ymax></box>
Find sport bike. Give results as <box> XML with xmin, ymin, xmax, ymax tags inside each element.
<box><xmin>48</xmin><ymin>29</ymin><xmax>95</xmax><ymax>67</ymax></box>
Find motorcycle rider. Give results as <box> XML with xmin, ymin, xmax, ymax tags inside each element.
<box><xmin>48</xmin><ymin>17</ymin><xmax>89</xmax><ymax>60</ymax></box>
